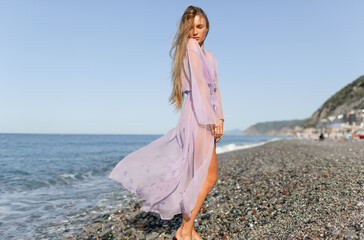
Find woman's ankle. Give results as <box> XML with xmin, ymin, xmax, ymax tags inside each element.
<box><xmin>180</xmin><ymin>224</ymin><xmax>193</xmax><ymax>236</ymax></box>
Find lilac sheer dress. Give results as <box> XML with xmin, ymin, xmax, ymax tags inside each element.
<box><xmin>108</xmin><ymin>38</ymin><xmax>224</xmax><ymax>220</ymax></box>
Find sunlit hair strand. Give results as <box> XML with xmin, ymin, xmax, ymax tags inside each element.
<box><xmin>168</xmin><ymin>6</ymin><xmax>210</xmax><ymax>112</ymax></box>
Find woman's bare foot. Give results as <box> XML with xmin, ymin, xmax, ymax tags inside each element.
<box><xmin>175</xmin><ymin>225</ymin><xmax>192</xmax><ymax>240</ymax></box>
<box><xmin>175</xmin><ymin>226</ymin><xmax>202</xmax><ymax>240</ymax></box>
<box><xmin>192</xmin><ymin>228</ymin><xmax>203</xmax><ymax>240</ymax></box>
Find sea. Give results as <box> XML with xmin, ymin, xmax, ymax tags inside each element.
<box><xmin>0</xmin><ymin>133</ymin><xmax>288</xmax><ymax>239</ymax></box>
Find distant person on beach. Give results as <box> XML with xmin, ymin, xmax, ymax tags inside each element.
<box><xmin>319</xmin><ymin>133</ymin><xmax>325</xmax><ymax>141</ymax></box>
<box><xmin>345</xmin><ymin>130</ymin><xmax>353</xmax><ymax>140</ymax></box>
<box><xmin>352</xmin><ymin>131</ymin><xmax>359</xmax><ymax>140</ymax></box>
<box><xmin>109</xmin><ymin>6</ymin><xmax>224</xmax><ymax>240</ymax></box>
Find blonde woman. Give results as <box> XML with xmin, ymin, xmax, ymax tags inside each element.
<box><xmin>109</xmin><ymin>6</ymin><xmax>224</xmax><ymax>240</ymax></box>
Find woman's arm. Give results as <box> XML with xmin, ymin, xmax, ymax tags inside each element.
<box><xmin>185</xmin><ymin>39</ymin><xmax>221</xmax><ymax>127</ymax></box>
<box><xmin>210</xmin><ymin>52</ymin><xmax>224</xmax><ymax>122</ymax></box>
<box><xmin>208</xmin><ymin>52</ymin><xmax>224</xmax><ymax>142</ymax></box>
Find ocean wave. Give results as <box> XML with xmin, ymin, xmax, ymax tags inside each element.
<box><xmin>216</xmin><ymin>138</ymin><xmax>282</xmax><ymax>154</ymax></box>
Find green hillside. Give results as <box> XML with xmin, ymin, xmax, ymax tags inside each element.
<box><xmin>241</xmin><ymin>75</ymin><xmax>364</xmax><ymax>135</ymax></box>
<box><xmin>303</xmin><ymin>75</ymin><xmax>364</xmax><ymax>128</ymax></box>
<box><xmin>241</xmin><ymin>119</ymin><xmax>306</xmax><ymax>136</ymax></box>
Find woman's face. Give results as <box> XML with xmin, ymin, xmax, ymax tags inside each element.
<box><xmin>189</xmin><ymin>15</ymin><xmax>208</xmax><ymax>46</ymax></box>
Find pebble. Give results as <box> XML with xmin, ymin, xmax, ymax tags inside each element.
<box><xmin>145</xmin><ymin>232</ymin><xmax>159</xmax><ymax>240</ymax></box>
<box><xmin>136</xmin><ymin>233</ymin><xmax>145</xmax><ymax>240</ymax></box>
<box><xmin>342</xmin><ymin>230</ymin><xmax>358</xmax><ymax>239</ymax></box>
<box><xmin>64</xmin><ymin>139</ymin><xmax>364</xmax><ymax>239</ymax></box>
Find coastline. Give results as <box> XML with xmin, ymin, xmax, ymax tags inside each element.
<box><xmin>216</xmin><ymin>137</ymin><xmax>284</xmax><ymax>154</ymax></box>
<box><xmin>65</xmin><ymin>139</ymin><xmax>363</xmax><ymax>240</ymax></box>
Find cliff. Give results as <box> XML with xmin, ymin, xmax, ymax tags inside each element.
<box><xmin>241</xmin><ymin>75</ymin><xmax>364</xmax><ymax>135</ymax></box>
<box><xmin>303</xmin><ymin>75</ymin><xmax>364</xmax><ymax>128</ymax></box>
<box><xmin>241</xmin><ymin>119</ymin><xmax>306</xmax><ymax>136</ymax></box>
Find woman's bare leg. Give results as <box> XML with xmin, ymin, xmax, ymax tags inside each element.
<box><xmin>176</xmin><ymin>141</ymin><xmax>218</xmax><ymax>240</ymax></box>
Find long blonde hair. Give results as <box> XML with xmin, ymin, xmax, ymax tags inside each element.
<box><xmin>168</xmin><ymin>6</ymin><xmax>210</xmax><ymax>112</ymax></box>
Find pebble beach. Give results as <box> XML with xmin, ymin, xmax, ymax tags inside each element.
<box><xmin>66</xmin><ymin>139</ymin><xmax>364</xmax><ymax>240</ymax></box>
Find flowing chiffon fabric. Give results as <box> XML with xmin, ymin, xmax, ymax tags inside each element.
<box><xmin>108</xmin><ymin>38</ymin><xmax>224</xmax><ymax>220</ymax></box>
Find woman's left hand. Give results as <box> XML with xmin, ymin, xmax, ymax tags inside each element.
<box><xmin>210</xmin><ymin>119</ymin><xmax>224</xmax><ymax>142</ymax></box>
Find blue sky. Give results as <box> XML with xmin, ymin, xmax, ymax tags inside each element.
<box><xmin>1</xmin><ymin>0</ymin><xmax>363</xmax><ymax>134</ymax></box>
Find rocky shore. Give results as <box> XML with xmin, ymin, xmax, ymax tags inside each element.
<box><xmin>65</xmin><ymin>139</ymin><xmax>363</xmax><ymax>240</ymax></box>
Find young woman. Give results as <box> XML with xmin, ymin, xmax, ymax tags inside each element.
<box><xmin>109</xmin><ymin>6</ymin><xmax>224</xmax><ymax>240</ymax></box>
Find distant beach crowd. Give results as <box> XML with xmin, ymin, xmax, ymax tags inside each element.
<box><xmin>295</xmin><ymin>109</ymin><xmax>364</xmax><ymax>141</ymax></box>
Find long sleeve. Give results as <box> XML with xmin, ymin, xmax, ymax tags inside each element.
<box><xmin>209</xmin><ymin>53</ymin><xmax>224</xmax><ymax>121</ymax></box>
<box><xmin>216</xmin><ymin>80</ymin><xmax>224</xmax><ymax>121</ymax></box>
<box><xmin>184</xmin><ymin>39</ymin><xmax>220</xmax><ymax>126</ymax></box>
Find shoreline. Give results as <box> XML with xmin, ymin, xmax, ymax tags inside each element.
<box><xmin>216</xmin><ymin>137</ymin><xmax>285</xmax><ymax>154</ymax></box>
<box><xmin>65</xmin><ymin>139</ymin><xmax>363</xmax><ymax>240</ymax></box>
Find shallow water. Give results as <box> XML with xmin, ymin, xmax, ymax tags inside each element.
<box><xmin>0</xmin><ymin>133</ymin><xmax>286</xmax><ymax>239</ymax></box>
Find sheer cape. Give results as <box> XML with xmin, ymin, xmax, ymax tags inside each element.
<box><xmin>108</xmin><ymin>38</ymin><xmax>224</xmax><ymax>220</ymax></box>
